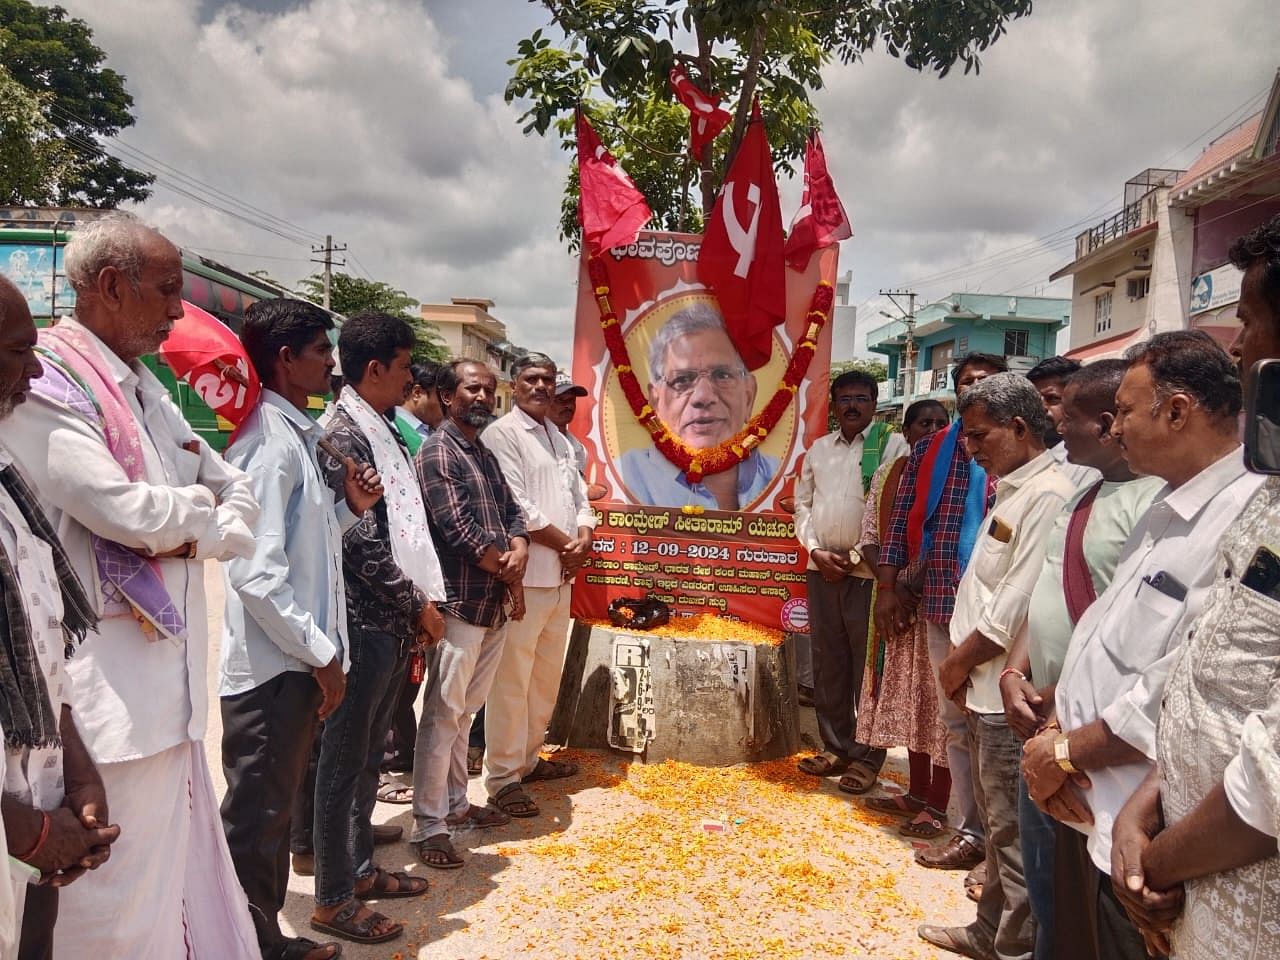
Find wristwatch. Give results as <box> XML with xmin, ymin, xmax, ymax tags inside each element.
<box><xmin>1053</xmin><ymin>732</ymin><xmax>1078</xmax><ymax>774</ymax></box>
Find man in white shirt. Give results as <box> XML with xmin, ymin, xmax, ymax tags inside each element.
<box><xmin>919</xmin><ymin>373</ymin><xmax>1076</xmax><ymax>960</ymax></box>
<box><xmin>1024</xmin><ymin>331</ymin><xmax>1264</xmax><ymax>960</ymax></box>
<box><xmin>5</xmin><ymin>214</ymin><xmax>263</xmax><ymax>957</ymax></box>
<box><xmin>1110</xmin><ymin>217</ymin><xmax>1280</xmax><ymax>960</ymax></box>
<box><xmin>794</xmin><ymin>370</ymin><xmax>907</xmax><ymax>791</ymax></box>
<box><xmin>482</xmin><ymin>354</ymin><xmax>595</xmax><ymax>814</ymax></box>
<box><xmin>1001</xmin><ymin>360</ymin><xmax>1162</xmax><ymax>960</ymax></box>
<box><xmin>0</xmin><ymin>277</ymin><xmax>119</xmax><ymax>959</ymax></box>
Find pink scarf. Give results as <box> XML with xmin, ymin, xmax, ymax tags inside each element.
<box><xmin>32</xmin><ymin>324</ymin><xmax>187</xmax><ymax>642</ymax></box>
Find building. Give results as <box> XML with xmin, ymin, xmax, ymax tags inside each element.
<box><xmin>865</xmin><ymin>293</ymin><xmax>1070</xmax><ymax>419</ymax></box>
<box><xmin>830</xmin><ymin>270</ymin><xmax>858</xmax><ymax>361</ymax></box>
<box><xmin>1049</xmin><ymin>168</ymin><xmax>1190</xmax><ymax>361</ymax></box>
<box><xmin>419</xmin><ymin>297</ymin><xmax>524</xmax><ymax>413</ymax></box>
<box><xmin>1171</xmin><ymin>69</ymin><xmax>1280</xmax><ymax>343</ymax></box>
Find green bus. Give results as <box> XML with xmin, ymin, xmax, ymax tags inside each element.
<box><xmin>1</xmin><ymin>221</ymin><xmax>337</xmax><ymax>450</ymax></box>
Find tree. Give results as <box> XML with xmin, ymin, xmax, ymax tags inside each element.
<box><xmin>296</xmin><ymin>273</ymin><xmax>450</xmax><ymax>366</ymax></box>
<box><xmin>0</xmin><ymin>61</ymin><xmax>82</xmax><ymax>204</ymax></box>
<box><xmin>0</xmin><ymin>0</ymin><xmax>153</xmax><ymax>207</ymax></box>
<box><xmin>506</xmin><ymin>0</ymin><xmax>1033</xmax><ymax>247</ymax></box>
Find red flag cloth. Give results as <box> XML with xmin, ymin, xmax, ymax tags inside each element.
<box><xmin>669</xmin><ymin>66</ymin><xmax>732</xmax><ymax>157</ymax></box>
<box><xmin>576</xmin><ymin>111</ymin><xmax>652</xmax><ymax>256</ymax></box>
<box><xmin>159</xmin><ymin>300</ymin><xmax>261</xmax><ymax>426</ymax></box>
<box><xmin>696</xmin><ymin>104</ymin><xmax>786</xmax><ymax>371</ymax></box>
<box><xmin>784</xmin><ymin>131</ymin><xmax>852</xmax><ymax>270</ymax></box>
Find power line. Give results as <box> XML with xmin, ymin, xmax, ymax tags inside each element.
<box><xmin>44</xmin><ymin>102</ymin><xmax>325</xmax><ymax>245</ymax></box>
<box><xmin>881</xmin><ymin>83</ymin><xmax>1273</xmax><ymax>294</ymax></box>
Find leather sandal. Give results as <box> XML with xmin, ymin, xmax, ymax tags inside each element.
<box><xmin>491</xmin><ymin>782</ymin><xmax>539</xmax><ymax>818</ymax></box>
<box><xmin>837</xmin><ymin>761</ymin><xmax>879</xmax><ymax>795</ymax></box>
<box><xmin>309</xmin><ymin>901</ymin><xmax>401</xmax><ymax>945</ymax></box>
<box><xmin>914</xmin><ymin>834</ymin><xmax>985</xmax><ymax>870</ymax></box>
<box><xmin>796</xmin><ymin>751</ymin><xmax>851</xmax><ymax>776</ymax></box>
<box><xmin>917</xmin><ymin>923</ymin><xmax>995</xmax><ymax>960</ymax></box>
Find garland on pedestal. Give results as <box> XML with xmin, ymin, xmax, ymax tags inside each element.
<box><xmin>587</xmin><ymin>255</ymin><xmax>832</xmax><ymax>487</ymax></box>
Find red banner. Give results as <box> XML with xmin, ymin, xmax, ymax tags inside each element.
<box><xmin>568</xmin><ymin>230</ymin><xmax>835</xmax><ymax>632</ymax></box>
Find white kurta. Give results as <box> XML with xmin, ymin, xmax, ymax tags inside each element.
<box><xmin>5</xmin><ymin>319</ymin><xmax>260</xmax><ymax>958</ymax></box>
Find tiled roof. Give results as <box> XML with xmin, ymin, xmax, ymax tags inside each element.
<box><xmin>1173</xmin><ymin>115</ymin><xmax>1262</xmax><ymax>193</ymax></box>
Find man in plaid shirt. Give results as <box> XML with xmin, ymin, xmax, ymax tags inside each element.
<box><xmin>410</xmin><ymin>360</ymin><xmax>529</xmax><ymax>870</ymax></box>
<box><xmin>877</xmin><ymin>352</ymin><xmax>1006</xmax><ymax>873</ymax></box>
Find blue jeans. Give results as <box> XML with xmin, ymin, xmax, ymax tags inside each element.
<box><xmin>1018</xmin><ymin>775</ymin><xmax>1056</xmax><ymax>960</ymax></box>
<box><xmin>313</xmin><ymin>626</ymin><xmax>408</xmax><ymax>907</ymax></box>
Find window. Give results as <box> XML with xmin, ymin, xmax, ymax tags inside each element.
<box><xmin>1094</xmin><ymin>292</ymin><xmax>1113</xmax><ymax>334</ymax></box>
<box><xmin>1126</xmin><ymin>276</ymin><xmax>1150</xmax><ymax>300</ymax></box>
<box><xmin>1003</xmin><ymin>329</ymin><xmax>1029</xmax><ymax>356</ymax></box>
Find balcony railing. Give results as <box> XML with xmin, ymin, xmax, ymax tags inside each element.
<box><xmin>1074</xmin><ymin>189</ymin><xmax>1161</xmax><ymax>260</ymax></box>
<box><xmin>879</xmin><ymin>365</ymin><xmax>955</xmax><ymax>404</ymax></box>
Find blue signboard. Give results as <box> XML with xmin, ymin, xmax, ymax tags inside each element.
<box><xmin>0</xmin><ymin>242</ymin><xmax>76</xmax><ymax>317</ymax></box>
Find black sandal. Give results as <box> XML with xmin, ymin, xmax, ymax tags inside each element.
<box><xmin>274</xmin><ymin>935</ymin><xmax>343</xmax><ymax>959</ymax></box>
<box><xmin>491</xmin><ymin>782</ymin><xmax>540</xmax><ymax>818</ymax></box>
<box><xmin>414</xmin><ymin>833</ymin><xmax>465</xmax><ymax>870</ymax></box>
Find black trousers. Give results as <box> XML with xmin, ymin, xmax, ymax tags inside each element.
<box><xmin>220</xmin><ymin>670</ymin><xmax>321</xmax><ymax>954</ymax></box>
<box><xmin>17</xmin><ymin>884</ymin><xmax>57</xmax><ymax>960</ymax></box>
<box><xmin>384</xmin><ymin>669</ymin><xmax>420</xmax><ymax>772</ymax></box>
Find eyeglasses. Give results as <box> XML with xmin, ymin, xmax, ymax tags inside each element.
<box><xmin>661</xmin><ymin>366</ymin><xmax>746</xmax><ymax>395</ymax></box>
<box><xmin>833</xmin><ymin>394</ymin><xmax>875</xmax><ymax>407</ymax></box>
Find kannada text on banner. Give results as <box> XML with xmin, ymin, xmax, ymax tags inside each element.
<box><xmin>568</xmin><ymin>230</ymin><xmax>836</xmax><ymax>632</ymax></box>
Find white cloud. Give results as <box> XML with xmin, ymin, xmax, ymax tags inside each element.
<box><xmin>61</xmin><ymin>0</ymin><xmax>1278</xmax><ymax>364</ymax></box>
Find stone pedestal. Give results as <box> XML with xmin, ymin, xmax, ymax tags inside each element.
<box><xmin>548</xmin><ymin>621</ymin><xmax>801</xmax><ymax>766</ymax></box>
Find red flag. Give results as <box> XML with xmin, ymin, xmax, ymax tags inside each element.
<box><xmin>784</xmin><ymin>132</ymin><xmax>852</xmax><ymax>270</ymax></box>
<box><xmin>696</xmin><ymin>103</ymin><xmax>786</xmax><ymax>371</ymax></box>
<box><xmin>576</xmin><ymin>111</ymin><xmax>651</xmax><ymax>256</ymax></box>
<box><xmin>159</xmin><ymin>300</ymin><xmax>261</xmax><ymax>426</ymax></box>
<box><xmin>669</xmin><ymin>66</ymin><xmax>732</xmax><ymax>157</ymax></box>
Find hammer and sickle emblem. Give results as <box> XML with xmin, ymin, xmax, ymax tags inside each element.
<box><xmin>722</xmin><ymin>180</ymin><xmax>761</xmax><ymax>279</ymax></box>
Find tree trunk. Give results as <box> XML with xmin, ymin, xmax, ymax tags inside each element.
<box><xmin>720</xmin><ymin>19</ymin><xmax>768</xmax><ymax>188</ymax></box>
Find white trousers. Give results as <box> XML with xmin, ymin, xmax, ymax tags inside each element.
<box><xmin>483</xmin><ymin>584</ymin><xmax>571</xmax><ymax>796</ymax></box>
<box><xmin>410</xmin><ymin>615</ymin><xmax>507</xmax><ymax>841</ymax></box>
<box><xmin>53</xmin><ymin>740</ymin><xmax>258</xmax><ymax>960</ymax></box>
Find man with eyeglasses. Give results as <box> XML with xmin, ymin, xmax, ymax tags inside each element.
<box><xmin>794</xmin><ymin>370</ymin><xmax>908</xmax><ymax>787</ymax></box>
<box><xmin>619</xmin><ymin>302</ymin><xmax>779</xmax><ymax>511</ymax></box>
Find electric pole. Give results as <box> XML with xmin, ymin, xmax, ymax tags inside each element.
<box><xmin>879</xmin><ymin>288</ymin><xmax>917</xmax><ymax>416</ymax></box>
<box><xmin>311</xmin><ymin>235</ymin><xmax>347</xmax><ymax>309</ymax></box>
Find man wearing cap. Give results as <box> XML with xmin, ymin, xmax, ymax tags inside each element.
<box><xmin>549</xmin><ymin>373</ymin><xmax>589</xmax><ymax>475</ymax></box>
<box><xmin>481</xmin><ymin>354</ymin><xmax>595</xmax><ymax>817</ymax></box>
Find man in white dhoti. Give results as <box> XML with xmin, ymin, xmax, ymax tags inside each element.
<box><xmin>0</xmin><ymin>277</ymin><xmax>119</xmax><ymax>959</ymax></box>
<box><xmin>4</xmin><ymin>215</ymin><xmax>262</xmax><ymax>959</ymax></box>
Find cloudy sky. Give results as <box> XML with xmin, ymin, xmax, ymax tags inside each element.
<box><xmin>60</xmin><ymin>0</ymin><xmax>1278</xmax><ymax>364</ymax></box>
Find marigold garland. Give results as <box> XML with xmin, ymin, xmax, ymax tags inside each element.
<box><xmin>589</xmin><ymin>255</ymin><xmax>832</xmax><ymax>484</ymax></box>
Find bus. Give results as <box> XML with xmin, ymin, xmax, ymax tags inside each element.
<box><xmin>0</xmin><ymin>217</ymin><xmax>339</xmax><ymax>450</ymax></box>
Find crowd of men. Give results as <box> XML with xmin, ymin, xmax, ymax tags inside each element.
<box><xmin>0</xmin><ymin>207</ymin><xmax>1276</xmax><ymax>960</ymax></box>
<box><xmin>795</xmin><ymin>216</ymin><xmax>1280</xmax><ymax>960</ymax></box>
<box><xmin>0</xmin><ymin>212</ymin><xmax>596</xmax><ymax>957</ymax></box>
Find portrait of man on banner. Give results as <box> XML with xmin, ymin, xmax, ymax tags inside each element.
<box><xmin>619</xmin><ymin>300</ymin><xmax>779</xmax><ymax>511</ymax></box>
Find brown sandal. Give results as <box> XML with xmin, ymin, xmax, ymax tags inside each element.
<box><xmin>796</xmin><ymin>752</ymin><xmax>851</xmax><ymax>776</ymax></box>
<box><xmin>446</xmin><ymin>803</ymin><xmax>511</xmax><ymax>829</ymax></box>
<box><xmin>492</xmin><ymin>782</ymin><xmax>539</xmax><ymax>818</ymax></box>
<box><xmin>865</xmin><ymin>793</ymin><xmax>926</xmax><ymax>817</ymax></box>
<box><xmin>414</xmin><ymin>833</ymin><xmax>465</xmax><ymax>870</ymax></box>
<box><xmin>522</xmin><ymin>757</ymin><xmax>579</xmax><ymax>782</ymax></box>
<box><xmin>355</xmin><ymin>867</ymin><xmax>428</xmax><ymax>900</ymax></box>
<box><xmin>310</xmin><ymin>900</ymin><xmax>401</xmax><ymax>945</ymax></box>
<box><xmin>837</xmin><ymin>761</ymin><xmax>879</xmax><ymax>795</ymax></box>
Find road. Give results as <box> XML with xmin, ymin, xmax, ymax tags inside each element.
<box><xmin>201</xmin><ymin>563</ymin><xmax>969</xmax><ymax>960</ymax></box>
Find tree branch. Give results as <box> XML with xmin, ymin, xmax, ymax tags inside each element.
<box><xmin>720</xmin><ymin>18</ymin><xmax>767</xmax><ymax>195</ymax></box>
